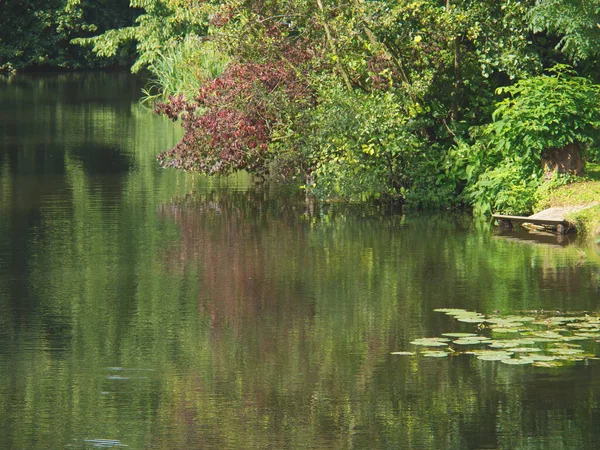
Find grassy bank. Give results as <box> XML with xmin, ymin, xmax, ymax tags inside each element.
<box><xmin>536</xmin><ymin>164</ymin><xmax>600</xmax><ymax>240</ymax></box>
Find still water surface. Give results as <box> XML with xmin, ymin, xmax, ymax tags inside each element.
<box><xmin>1</xmin><ymin>72</ymin><xmax>600</xmax><ymax>449</ymax></box>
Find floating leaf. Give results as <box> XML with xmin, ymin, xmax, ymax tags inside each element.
<box><xmin>453</xmin><ymin>337</ymin><xmax>491</xmax><ymax>345</ymax></box>
<box><xmin>531</xmin><ymin>331</ymin><xmax>563</xmax><ymax>339</ymax></box>
<box><xmin>489</xmin><ymin>339</ymin><xmax>535</xmax><ymax>348</ymax></box>
<box><xmin>486</xmin><ymin>318</ymin><xmax>524</xmax><ymax>327</ymax></box>
<box><xmin>501</xmin><ymin>358</ymin><xmax>534</xmax><ymax>365</ymax></box>
<box><xmin>548</xmin><ymin>348</ymin><xmax>585</xmax><ymax>355</ymax></box>
<box><xmin>477</xmin><ymin>354</ymin><xmax>512</xmax><ymax>361</ymax></box>
<box><xmin>422</xmin><ymin>351</ymin><xmax>450</xmax><ymax>358</ymax></box>
<box><xmin>441</xmin><ymin>332</ymin><xmax>478</xmax><ymax>338</ymax></box>
<box><xmin>512</xmin><ymin>338</ymin><xmax>538</xmax><ymax>345</ymax></box>
<box><xmin>434</xmin><ymin>308</ymin><xmax>469</xmax><ymax>314</ymax></box>
<box><xmin>473</xmin><ymin>350</ymin><xmax>513</xmax><ymax>361</ymax></box>
<box><xmin>489</xmin><ymin>341</ymin><xmax>518</xmax><ymax>349</ymax></box>
<box><xmin>470</xmin><ymin>349</ymin><xmax>514</xmax><ymax>356</ymax></box>
<box><xmin>520</xmin><ymin>336</ymin><xmax>557</xmax><ymax>343</ymax></box>
<box><xmin>504</xmin><ymin>316</ymin><xmax>536</xmax><ymax>323</ymax></box>
<box><xmin>410</xmin><ymin>338</ymin><xmax>449</xmax><ymax>347</ymax></box>
<box><xmin>456</xmin><ymin>316</ymin><xmax>486</xmax><ymax>323</ymax></box>
<box><xmin>527</xmin><ymin>355</ymin><xmax>557</xmax><ymax>362</ymax></box>
<box><xmin>390</xmin><ymin>351</ymin><xmax>415</xmax><ymax>356</ymax></box>
<box><xmin>506</xmin><ymin>347</ymin><xmax>542</xmax><ymax>353</ymax></box>
<box><xmin>491</xmin><ymin>327</ymin><xmax>520</xmax><ymax>334</ymax></box>
<box><xmin>574</xmin><ymin>332</ymin><xmax>600</xmax><ymax>338</ymax></box>
<box><xmin>532</xmin><ymin>361</ymin><xmax>565</xmax><ymax>368</ymax></box>
<box><xmin>554</xmin><ymin>343</ymin><xmax>582</xmax><ymax>348</ymax></box>
<box><xmin>426</xmin><ymin>308</ymin><xmax>600</xmax><ymax>369</ymax></box>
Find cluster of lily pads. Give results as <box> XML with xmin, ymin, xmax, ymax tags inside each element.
<box><xmin>392</xmin><ymin>309</ymin><xmax>600</xmax><ymax>368</ymax></box>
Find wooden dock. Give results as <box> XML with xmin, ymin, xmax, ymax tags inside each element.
<box><xmin>493</xmin><ymin>205</ymin><xmax>597</xmax><ymax>235</ymax></box>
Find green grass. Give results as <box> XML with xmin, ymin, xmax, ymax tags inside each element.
<box><xmin>536</xmin><ymin>164</ymin><xmax>600</xmax><ymax>238</ymax></box>
<box><xmin>586</xmin><ymin>162</ymin><xmax>600</xmax><ymax>181</ymax></box>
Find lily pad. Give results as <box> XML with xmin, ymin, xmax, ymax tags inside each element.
<box><xmin>527</xmin><ymin>355</ymin><xmax>557</xmax><ymax>362</ymax></box>
<box><xmin>456</xmin><ymin>316</ymin><xmax>486</xmax><ymax>323</ymax></box>
<box><xmin>473</xmin><ymin>350</ymin><xmax>514</xmax><ymax>361</ymax></box>
<box><xmin>511</xmin><ymin>338</ymin><xmax>538</xmax><ymax>345</ymax></box>
<box><xmin>574</xmin><ymin>332</ymin><xmax>600</xmax><ymax>338</ymax></box>
<box><xmin>424</xmin><ymin>308</ymin><xmax>600</xmax><ymax>369</ymax></box>
<box><xmin>548</xmin><ymin>348</ymin><xmax>585</xmax><ymax>355</ymax></box>
<box><xmin>520</xmin><ymin>336</ymin><xmax>557</xmax><ymax>343</ymax></box>
<box><xmin>488</xmin><ymin>341</ymin><xmax>519</xmax><ymax>349</ymax></box>
<box><xmin>532</xmin><ymin>361</ymin><xmax>565</xmax><ymax>368</ymax></box>
<box><xmin>553</xmin><ymin>343</ymin><xmax>582</xmax><ymax>349</ymax></box>
<box><xmin>434</xmin><ymin>308</ymin><xmax>469</xmax><ymax>314</ymax></box>
<box><xmin>422</xmin><ymin>351</ymin><xmax>450</xmax><ymax>358</ymax></box>
<box><xmin>486</xmin><ymin>319</ymin><xmax>524</xmax><ymax>327</ymax></box>
<box><xmin>504</xmin><ymin>315</ymin><xmax>536</xmax><ymax>323</ymax></box>
<box><xmin>441</xmin><ymin>332</ymin><xmax>478</xmax><ymax>338</ymax></box>
<box><xmin>410</xmin><ymin>338</ymin><xmax>450</xmax><ymax>347</ymax></box>
<box><xmin>561</xmin><ymin>336</ymin><xmax>589</xmax><ymax>342</ymax></box>
<box><xmin>470</xmin><ymin>349</ymin><xmax>514</xmax><ymax>356</ymax></box>
<box><xmin>531</xmin><ymin>331</ymin><xmax>563</xmax><ymax>340</ymax></box>
<box><xmin>489</xmin><ymin>339</ymin><xmax>534</xmax><ymax>349</ymax></box>
<box><xmin>491</xmin><ymin>327</ymin><xmax>521</xmax><ymax>334</ymax></box>
<box><xmin>453</xmin><ymin>337</ymin><xmax>491</xmax><ymax>345</ymax></box>
<box><xmin>501</xmin><ymin>358</ymin><xmax>535</xmax><ymax>365</ymax></box>
<box><xmin>477</xmin><ymin>354</ymin><xmax>513</xmax><ymax>361</ymax></box>
<box><xmin>390</xmin><ymin>351</ymin><xmax>415</xmax><ymax>356</ymax></box>
<box><xmin>506</xmin><ymin>347</ymin><xmax>543</xmax><ymax>353</ymax></box>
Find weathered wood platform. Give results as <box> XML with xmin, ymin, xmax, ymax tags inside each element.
<box><xmin>493</xmin><ymin>205</ymin><xmax>597</xmax><ymax>235</ymax></box>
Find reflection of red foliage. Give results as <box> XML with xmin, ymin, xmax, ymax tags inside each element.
<box><xmin>156</xmin><ymin>194</ymin><xmax>315</xmax><ymax>332</ymax></box>
<box><xmin>156</xmin><ymin>53</ymin><xmax>312</xmax><ymax>176</ymax></box>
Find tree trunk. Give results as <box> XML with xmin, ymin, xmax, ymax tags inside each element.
<box><xmin>541</xmin><ymin>142</ymin><xmax>584</xmax><ymax>179</ymax></box>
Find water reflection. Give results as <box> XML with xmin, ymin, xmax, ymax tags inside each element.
<box><xmin>1</xmin><ymin>73</ymin><xmax>600</xmax><ymax>449</ymax></box>
<box><xmin>495</xmin><ymin>228</ymin><xmax>576</xmax><ymax>247</ymax></box>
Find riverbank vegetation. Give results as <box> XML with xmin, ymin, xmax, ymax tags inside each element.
<box><xmin>3</xmin><ymin>0</ymin><xmax>599</xmax><ymax>231</ymax></box>
<box><xmin>0</xmin><ymin>0</ymin><xmax>140</xmax><ymax>71</ymax></box>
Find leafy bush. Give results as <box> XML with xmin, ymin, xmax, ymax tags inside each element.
<box><xmin>488</xmin><ymin>65</ymin><xmax>600</xmax><ymax>163</ymax></box>
<box><xmin>454</xmin><ymin>65</ymin><xmax>600</xmax><ymax>214</ymax></box>
<box><xmin>156</xmin><ymin>54</ymin><xmax>312</xmax><ymax>176</ymax></box>
<box><xmin>300</xmin><ymin>80</ymin><xmax>423</xmax><ymax>203</ymax></box>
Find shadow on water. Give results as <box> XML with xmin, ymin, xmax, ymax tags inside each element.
<box><xmin>495</xmin><ymin>227</ymin><xmax>576</xmax><ymax>247</ymax></box>
<box><xmin>69</xmin><ymin>144</ymin><xmax>134</xmax><ymax>175</ymax></box>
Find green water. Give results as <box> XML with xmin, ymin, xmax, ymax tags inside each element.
<box><xmin>1</xmin><ymin>72</ymin><xmax>600</xmax><ymax>449</ymax></box>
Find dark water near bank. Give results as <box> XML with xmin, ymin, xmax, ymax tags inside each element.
<box><xmin>1</xmin><ymin>72</ymin><xmax>600</xmax><ymax>450</ymax></box>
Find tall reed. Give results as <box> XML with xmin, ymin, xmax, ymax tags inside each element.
<box><xmin>142</xmin><ymin>36</ymin><xmax>229</xmax><ymax>103</ymax></box>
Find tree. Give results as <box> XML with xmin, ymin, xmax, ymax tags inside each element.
<box><xmin>72</xmin><ymin>0</ymin><xmax>215</xmax><ymax>73</ymax></box>
<box><xmin>531</xmin><ymin>0</ymin><xmax>600</xmax><ymax>62</ymax></box>
<box><xmin>0</xmin><ymin>0</ymin><xmax>138</xmax><ymax>71</ymax></box>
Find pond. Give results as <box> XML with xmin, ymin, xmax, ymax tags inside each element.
<box><xmin>1</xmin><ymin>72</ymin><xmax>600</xmax><ymax>449</ymax></box>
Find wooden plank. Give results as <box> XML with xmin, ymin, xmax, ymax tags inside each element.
<box><xmin>492</xmin><ymin>214</ymin><xmax>567</xmax><ymax>226</ymax></box>
<box><xmin>493</xmin><ymin>204</ymin><xmax>597</xmax><ymax>234</ymax></box>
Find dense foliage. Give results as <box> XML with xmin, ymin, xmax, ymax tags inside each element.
<box><xmin>0</xmin><ymin>0</ymin><xmax>138</xmax><ymax>71</ymax></box>
<box><xmin>452</xmin><ymin>66</ymin><xmax>600</xmax><ymax>214</ymax></box>
<box><xmin>5</xmin><ymin>0</ymin><xmax>600</xmax><ymax>213</ymax></box>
